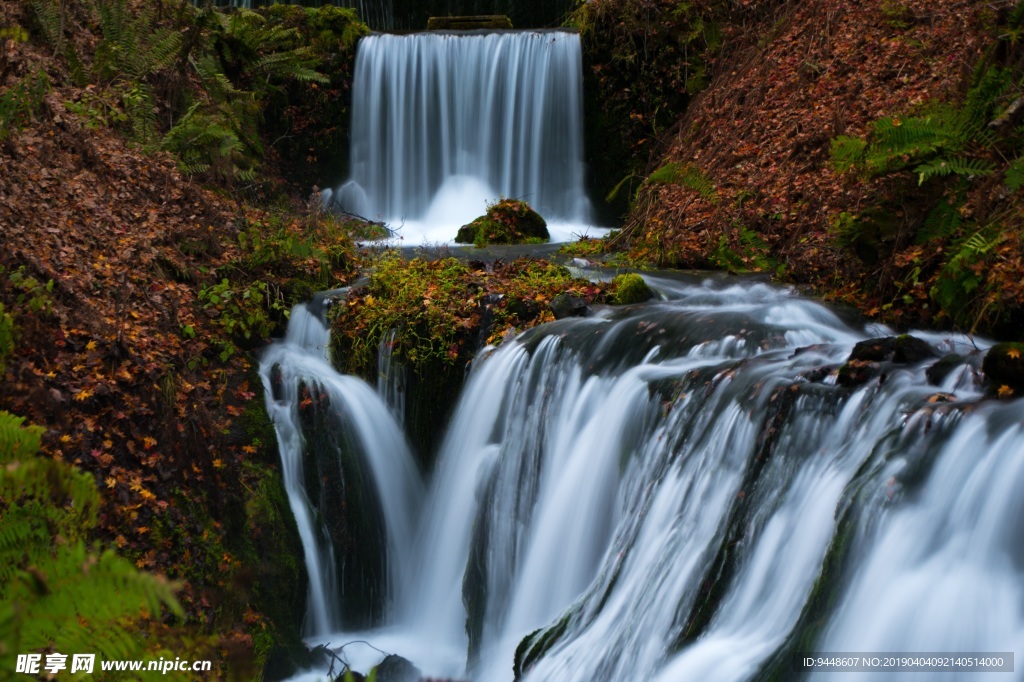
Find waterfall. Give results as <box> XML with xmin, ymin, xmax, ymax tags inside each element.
<box><xmin>327</xmin><ymin>31</ymin><xmax>594</xmax><ymax>243</ymax></box>
<box><xmin>273</xmin><ymin>276</ymin><xmax>1023</xmax><ymax>681</ymax></box>
<box><xmin>259</xmin><ymin>299</ymin><xmax>422</xmax><ymax>635</ymax></box>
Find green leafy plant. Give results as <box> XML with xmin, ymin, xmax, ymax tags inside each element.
<box><xmin>0</xmin><ymin>70</ymin><xmax>50</xmax><ymax>142</ymax></box>
<box><xmin>0</xmin><ymin>411</ymin><xmax>184</xmax><ymax>672</ymax></box>
<box><xmin>830</xmin><ymin>65</ymin><xmax>1012</xmax><ymax>184</ymax></box>
<box><xmin>2</xmin><ymin>266</ymin><xmax>54</xmax><ymax>315</ymax></box>
<box><xmin>929</xmin><ymin>229</ymin><xmax>1002</xmax><ymax>329</ymax></box>
<box><xmin>198</xmin><ymin>279</ymin><xmax>287</xmax><ymax>361</ymax></box>
<box><xmin>0</xmin><ymin>304</ymin><xmax>14</xmax><ymax>375</ymax></box>
<box><xmin>163</xmin><ymin>6</ymin><xmax>352</xmax><ymax>186</ymax></box>
<box><xmin>711</xmin><ymin>223</ymin><xmax>781</xmax><ymax>275</ymax></box>
<box><xmin>644</xmin><ymin>162</ymin><xmax>719</xmax><ymax>204</ymax></box>
<box><xmin>64</xmin><ymin>88</ymin><xmax>128</xmax><ymax>130</ymax></box>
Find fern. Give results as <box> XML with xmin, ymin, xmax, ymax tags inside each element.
<box><xmin>915</xmin><ymin>156</ymin><xmax>995</xmax><ymax>185</ymax></box>
<box><xmin>95</xmin><ymin>0</ymin><xmax>183</xmax><ymax>83</ymax></box>
<box><xmin>1005</xmin><ymin>156</ymin><xmax>1024</xmax><ymax>191</ymax></box>
<box><xmin>0</xmin><ymin>70</ymin><xmax>50</xmax><ymax>142</ymax></box>
<box><xmin>830</xmin><ymin>135</ymin><xmax>867</xmax><ymax>172</ymax></box>
<box><xmin>29</xmin><ymin>0</ymin><xmax>64</xmax><ymax>54</ymax></box>
<box><xmin>0</xmin><ymin>411</ymin><xmax>183</xmax><ymax>674</ymax></box>
<box><xmin>929</xmin><ymin>229</ymin><xmax>1002</xmax><ymax>324</ymax></box>
<box><xmin>645</xmin><ymin>162</ymin><xmax>718</xmax><ymax>203</ymax></box>
<box><xmin>917</xmin><ymin>187</ymin><xmax>966</xmax><ymax>243</ymax></box>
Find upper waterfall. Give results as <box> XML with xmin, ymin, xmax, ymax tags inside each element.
<box><xmin>326</xmin><ymin>31</ymin><xmax>595</xmax><ymax>243</ymax></box>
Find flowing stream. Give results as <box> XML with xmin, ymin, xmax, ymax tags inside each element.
<box><xmin>324</xmin><ymin>30</ymin><xmax>596</xmax><ymax>243</ymax></box>
<box><xmin>262</xmin><ymin>275</ymin><xmax>1023</xmax><ymax>681</ymax></box>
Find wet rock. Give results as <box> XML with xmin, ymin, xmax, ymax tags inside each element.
<box><xmin>891</xmin><ymin>335</ymin><xmax>937</xmax><ymax>363</ymax></box>
<box><xmin>549</xmin><ymin>293</ymin><xmax>590</xmax><ymax>319</ymax></box>
<box><xmin>838</xmin><ymin>335</ymin><xmax>937</xmax><ymax>386</ymax></box>
<box><xmin>373</xmin><ymin>654</ymin><xmax>421</xmax><ymax>682</ymax></box>
<box><xmin>270</xmin><ymin>363</ymin><xmax>284</xmax><ymax>401</ymax></box>
<box><xmin>800</xmin><ymin>366</ymin><xmax>835</xmax><ymax>383</ymax></box>
<box><xmin>836</xmin><ymin>359</ymin><xmax>882</xmax><ymax>387</ymax></box>
<box><xmin>848</xmin><ymin>335</ymin><xmax>936</xmax><ymax>364</ymax></box>
<box><xmin>427</xmin><ymin>15</ymin><xmax>513</xmax><ymax>30</ymax></box>
<box><xmin>926</xmin><ymin>353</ymin><xmax>965</xmax><ymax>386</ymax></box>
<box><xmin>982</xmin><ymin>342</ymin><xmax>1024</xmax><ymax>396</ymax></box>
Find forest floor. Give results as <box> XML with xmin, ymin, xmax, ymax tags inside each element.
<box><xmin>611</xmin><ymin>0</ymin><xmax>1024</xmax><ymax>340</ymax></box>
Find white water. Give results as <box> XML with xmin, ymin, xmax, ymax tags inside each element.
<box><xmin>325</xmin><ymin>31</ymin><xmax>601</xmax><ymax>244</ymax></box>
<box><xmin>271</xmin><ymin>276</ymin><xmax>1021</xmax><ymax>682</ymax></box>
<box><xmin>259</xmin><ymin>302</ymin><xmax>422</xmax><ymax>635</ymax></box>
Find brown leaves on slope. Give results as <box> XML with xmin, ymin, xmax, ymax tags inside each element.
<box><xmin>628</xmin><ymin>0</ymin><xmax>986</xmax><ymax>301</ymax></box>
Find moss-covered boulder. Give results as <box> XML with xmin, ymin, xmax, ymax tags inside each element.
<box><xmin>455</xmin><ymin>199</ymin><xmax>549</xmax><ymax>246</ymax></box>
<box><xmin>982</xmin><ymin>342</ymin><xmax>1024</xmax><ymax>398</ymax></box>
<box><xmin>610</xmin><ymin>272</ymin><xmax>654</xmax><ymax>304</ymax></box>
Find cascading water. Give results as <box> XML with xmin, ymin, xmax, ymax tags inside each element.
<box><xmin>325</xmin><ymin>31</ymin><xmax>597</xmax><ymax>243</ymax></box>
<box><xmin>270</xmin><ymin>274</ymin><xmax>1022</xmax><ymax>681</ymax></box>
<box><xmin>259</xmin><ymin>297</ymin><xmax>422</xmax><ymax>635</ymax></box>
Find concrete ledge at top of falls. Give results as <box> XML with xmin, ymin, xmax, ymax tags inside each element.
<box><xmin>426</xmin><ymin>15</ymin><xmax>513</xmax><ymax>30</ymax></box>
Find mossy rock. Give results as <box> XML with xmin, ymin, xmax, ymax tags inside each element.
<box><xmin>982</xmin><ymin>342</ymin><xmax>1024</xmax><ymax>397</ymax></box>
<box><xmin>610</xmin><ymin>273</ymin><xmax>653</xmax><ymax>304</ymax></box>
<box><xmin>455</xmin><ymin>198</ymin><xmax>549</xmax><ymax>246</ymax></box>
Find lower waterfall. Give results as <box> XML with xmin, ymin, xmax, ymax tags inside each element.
<box><xmin>262</xmin><ymin>275</ymin><xmax>1023</xmax><ymax>681</ymax></box>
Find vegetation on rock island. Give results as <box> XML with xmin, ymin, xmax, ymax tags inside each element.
<box><xmin>330</xmin><ymin>253</ymin><xmax>613</xmax><ymax>463</ymax></box>
<box><xmin>454</xmin><ymin>198</ymin><xmax>550</xmax><ymax>246</ymax></box>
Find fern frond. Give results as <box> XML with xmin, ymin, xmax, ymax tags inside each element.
<box><xmin>1004</xmin><ymin>156</ymin><xmax>1024</xmax><ymax>191</ymax></box>
<box><xmin>915</xmin><ymin>156</ymin><xmax>995</xmax><ymax>185</ymax></box>
<box><xmin>645</xmin><ymin>162</ymin><xmax>718</xmax><ymax>203</ymax></box>
<box><xmin>0</xmin><ymin>411</ymin><xmax>44</xmax><ymax>463</ymax></box>
<box><xmin>0</xmin><ymin>411</ymin><xmax>184</xmax><ymax>675</ymax></box>
<box><xmin>917</xmin><ymin>191</ymin><xmax>965</xmax><ymax>243</ymax></box>
<box><xmin>830</xmin><ymin>135</ymin><xmax>868</xmax><ymax>173</ymax></box>
<box><xmin>29</xmin><ymin>0</ymin><xmax>64</xmax><ymax>54</ymax></box>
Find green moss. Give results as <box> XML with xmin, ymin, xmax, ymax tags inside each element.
<box><xmin>331</xmin><ymin>253</ymin><xmax>478</xmax><ymax>378</ymax></box>
<box><xmin>455</xmin><ymin>198</ymin><xmax>549</xmax><ymax>246</ymax></box>
<box><xmin>330</xmin><ymin>255</ymin><xmax>610</xmax><ymax>467</ymax></box>
<box><xmin>610</xmin><ymin>273</ymin><xmax>653</xmax><ymax>304</ymax></box>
